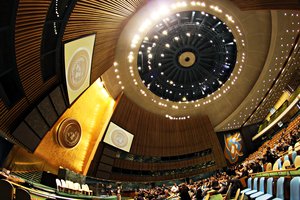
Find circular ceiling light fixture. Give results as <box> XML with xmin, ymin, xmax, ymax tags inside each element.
<box><xmin>137</xmin><ymin>10</ymin><xmax>237</xmax><ymax>102</ymax></box>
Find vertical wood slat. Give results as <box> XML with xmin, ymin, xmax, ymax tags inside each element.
<box><xmin>1</xmin><ymin>0</ymin><xmax>54</xmax><ymax>145</ymax></box>
<box><xmin>111</xmin><ymin>95</ymin><xmax>225</xmax><ymax>161</ymax></box>
<box><xmin>109</xmin><ymin>165</ymin><xmax>219</xmax><ymax>182</ymax></box>
<box><xmin>63</xmin><ymin>0</ymin><xmax>147</xmax><ymax>82</ymax></box>
<box><xmin>113</xmin><ymin>155</ymin><xmax>212</xmax><ymax>171</ymax></box>
<box><xmin>2</xmin><ymin>0</ymin><xmax>147</xmax><ymax>148</ymax></box>
<box><xmin>14</xmin><ymin>0</ymin><xmax>55</xmax><ymax>103</ymax></box>
<box><xmin>230</xmin><ymin>0</ymin><xmax>300</xmax><ymax>10</ymax></box>
<box><xmin>0</xmin><ymin>99</ymin><xmax>28</xmax><ymax>133</ymax></box>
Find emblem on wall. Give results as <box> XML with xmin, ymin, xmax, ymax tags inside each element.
<box><xmin>64</xmin><ymin>34</ymin><xmax>95</xmax><ymax>105</ymax></box>
<box><xmin>224</xmin><ymin>132</ymin><xmax>243</xmax><ymax>164</ymax></box>
<box><xmin>111</xmin><ymin>129</ymin><xmax>129</xmax><ymax>148</ymax></box>
<box><xmin>104</xmin><ymin>122</ymin><xmax>134</xmax><ymax>152</ymax></box>
<box><xmin>67</xmin><ymin>48</ymin><xmax>90</xmax><ymax>91</ymax></box>
<box><xmin>57</xmin><ymin>118</ymin><xmax>82</xmax><ymax>149</ymax></box>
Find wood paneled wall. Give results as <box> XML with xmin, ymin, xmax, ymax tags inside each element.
<box><xmin>15</xmin><ymin>0</ymin><xmax>56</xmax><ymax>103</ymax></box>
<box><xmin>1</xmin><ymin>0</ymin><xmax>227</xmax><ymax>181</ymax></box>
<box><xmin>93</xmin><ymin>95</ymin><xmax>227</xmax><ymax>181</ymax></box>
<box><xmin>111</xmin><ymin>95</ymin><xmax>225</xmax><ymax>159</ymax></box>
<box><xmin>109</xmin><ymin>166</ymin><xmax>217</xmax><ymax>182</ymax></box>
<box><xmin>230</xmin><ymin>0</ymin><xmax>300</xmax><ymax>10</ymax></box>
<box><xmin>63</xmin><ymin>0</ymin><xmax>146</xmax><ymax>82</ymax></box>
<box><xmin>113</xmin><ymin>155</ymin><xmax>213</xmax><ymax>171</ymax></box>
<box><xmin>1</xmin><ymin>0</ymin><xmax>55</xmax><ymax>143</ymax></box>
<box><xmin>0</xmin><ymin>0</ymin><xmax>146</xmax><ymax>144</ymax></box>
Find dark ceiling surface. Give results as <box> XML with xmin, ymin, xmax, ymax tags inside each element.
<box><xmin>137</xmin><ymin>10</ymin><xmax>237</xmax><ymax>102</ymax></box>
<box><xmin>0</xmin><ymin>0</ymin><xmax>299</xmax><ymax>146</ymax></box>
<box><xmin>103</xmin><ymin>0</ymin><xmax>300</xmax><ymax>131</ymax></box>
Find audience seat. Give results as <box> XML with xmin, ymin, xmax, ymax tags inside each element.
<box><xmin>56</xmin><ymin>179</ymin><xmax>92</xmax><ymax>196</ymax></box>
<box><xmin>241</xmin><ymin>177</ymin><xmax>252</xmax><ymax>193</ymax></box>
<box><xmin>292</xmin><ymin>151</ymin><xmax>297</xmax><ymax>163</ymax></box>
<box><xmin>295</xmin><ymin>156</ymin><xmax>300</xmax><ymax>169</ymax></box>
<box><xmin>55</xmin><ymin>179</ymin><xmax>62</xmax><ymax>191</ymax></box>
<box><xmin>273</xmin><ymin>159</ymin><xmax>282</xmax><ymax>170</ymax></box>
<box><xmin>60</xmin><ymin>179</ymin><xmax>67</xmax><ymax>192</ymax></box>
<box><xmin>0</xmin><ymin>179</ymin><xmax>14</xmax><ymax>200</ymax></box>
<box><xmin>15</xmin><ymin>188</ymin><xmax>31</xmax><ymax>200</ymax></box>
<box><xmin>74</xmin><ymin>182</ymin><xmax>83</xmax><ymax>194</ymax></box>
<box><xmin>255</xmin><ymin>177</ymin><xmax>273</xmax><ymax>200</ymax></box>
<box><xmin>233</xmin><ymin>188</ymin><xmax>240</xmax><ymax>200</ymax></box>
<box><xmin>288</xmin><ymin>146</ymin><xmax>293</xmax><ymax>154</ymax></box>
<box><xmin>69</xmin><ymin>180</ymin><xmax>76</xmax><ymax>194</ymax></box>
<box><xmin>284</xmin><ymin>155</ymin><xmax>289</xmax><ymax>161</ymax></box>
<box><xmin>249</xmin><ymin>177</ymin><xmax>265</xmax><ymax>199</ymax></box>
<box><xmin>282</xmin><ymin>160</ymin><xmax>291</xmax><ymax>170</ymax></box>
<box><xmin>82</xmin><ymin>184</ymin><xmax>93</xmax><ymax>195</ymax></box>
<box><xmin>66</xmin><ymin>180</ymin><xmax>76</xmax><ymax>194</ymax></box>
<box><xmin>273</xmin><ymin>177</ymin><xmax>285</xmax><ymax>200</ymax></box>
<box><xmin>223</xmin><ymin>183</ymin><xmax>232</xmax><ymax>200</ymax></box>
<box><xmin>290</xmin><ymin>177</ymin><xmax>300</xmax><ymax>200</ymax></box>
<box><xmin>239</xmin><ymin>192</ymin><xmax>244</xmax><ymax>200</ymax></box>
<box><xmin>266</xmin><ymin>163</ymin><xmax>272</xmax><ymax>171</ymax></box>
<box><xmin>295</xmin><ymin>142</ymin><xmax>300</xmax><ymax>151</ymax></box>
<box><xmin>245</xmin><ymin>177</ymin><xmax>258</xmax><ymax>195</ymax></box>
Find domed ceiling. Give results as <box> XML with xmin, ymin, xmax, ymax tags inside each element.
<box><xmin>102</xmin><ymin>0</ymin><xmax>300</xmax><ymax>131</ymax></box>
<box><xmin>137</xmin><ymin>10</ymin><xmax>237</xmax><ymax>102</ymax></box>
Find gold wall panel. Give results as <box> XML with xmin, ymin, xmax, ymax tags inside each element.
<box><xmin>34</xmin><ymin>79</ymin><xmax>115</xmax><ymax>174</ymax></box>
<box><xmin>4</xmin><ymin>146</ymin><xmax>58</xmax><ymax>174</ymax></box>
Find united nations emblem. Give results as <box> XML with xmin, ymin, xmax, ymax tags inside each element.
<box><xmin>67</xmin><ymin>48</ymin><xmax>90</xmax><ymax>91</ymax></box>
<box><xmin>57</xmin><ymin>118</ymin><xmax>81</xmax><ymax>149</ymax></box>
<box><xmin>111</xmin><ymin>130</ymin><xmax>128</xmax><ymax>148</ymax></box>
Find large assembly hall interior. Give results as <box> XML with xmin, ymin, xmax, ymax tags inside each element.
<box><xmin>0</xmin><ymin>0</ymin><xmax>300</xmax><ymax>200</ymax></box>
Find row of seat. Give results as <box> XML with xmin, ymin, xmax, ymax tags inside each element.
<box><xmin>242</xmin><ymin>176</ymin><xmax>300</xmax><ymax>200</ymax></box>
<box><xmin>263</xmin><ymin>154</ymin><xmax>300</xmax><ymax>172</ymax></box>
<box><xmin>204</xmin><ymin>184</ymin><xmax>244</xmax><ymax>200</ymax></box>
<box><xmin>0</xmin><ymin>179</ymin><xmax>31</xmax><ymax>200</ymax></box>
<box><xmin>56</xmin><ymin>179</ymin><xmax>93</xmax><ymax>195</ymax></box>
<box><xmin>222</xmin><ymin>183</ymin><xmax>245</xmax><ymax>200</ymax></box>
<box><xmin>246</xmin><ymin>115</ymin><xmax>300</xmax><ymax>162</ymax></box>
<box><xmin>273</xmin><ymin>153</ymin><xmax>300</xmax><ymax>171</ymax></box>
<box><xmin>288</xmin><ymin>142</ymin><xmax>300</xmax><ymax>154</ymax></box>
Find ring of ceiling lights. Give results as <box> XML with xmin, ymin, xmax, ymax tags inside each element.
<box><xmin>112</xmin><ymin>1</ymin><xmax>247</xmax><ymax>120</ymax></box>
<box><xmin>137</xmin><ymin>10</ymin><xmax>237</xmax><ymax>102</ymax></box>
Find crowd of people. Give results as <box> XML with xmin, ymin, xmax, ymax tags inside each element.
<box><xmin>246</xmin><ymin>122</ymin><xmax>300</xmax><ymax>168</ymax></box>
<box><xmin>131</xmin><ymin>119</ymin><xmax>300</xmax><ymax>200</ymax></box>
<box><xmin>133</xmin><ymin>172</ymin><xmax>243</xmax><ymax>200</ymax></box>
<box><xmin>89</xmin><ymin>118</ymin><xmax>300</xmax><ymax>199</ymax></box>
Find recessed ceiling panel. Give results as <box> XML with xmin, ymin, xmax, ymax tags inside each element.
<box><xmin>137</xmin><ymin>11</ymin><xmax>237</xmax><ymax>102</ymax></box>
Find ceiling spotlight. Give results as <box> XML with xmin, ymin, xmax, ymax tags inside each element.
<box><xmin>135</xmin><ymin>10</ymin><xmax>238</xmax><ymax>103</ymax></box>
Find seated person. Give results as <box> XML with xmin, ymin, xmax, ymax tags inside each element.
<box><xmin>171</xmin><ymin>183</ymin><xmax>179</xmax><ymax>193</ymax></box>
<box><xmin>179</xmin><ymin>183</ymin><xmax>191</xmax><ymax>200</ymax></box>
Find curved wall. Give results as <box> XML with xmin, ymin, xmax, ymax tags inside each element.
<box><xmin>88</xmin><ymin>95</ymin><xmax>226</xmax><ymax>181</ymax></box>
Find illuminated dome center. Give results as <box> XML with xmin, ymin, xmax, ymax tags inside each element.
<box><xmin>137</xmin><ymin>10</ymin><xmax>237</xmax><ymax>102</ymax></box>
<box><xmin>178</xmin><ymin>51</ymin><xmax>196</xmax><ymax>68</ymax></box>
